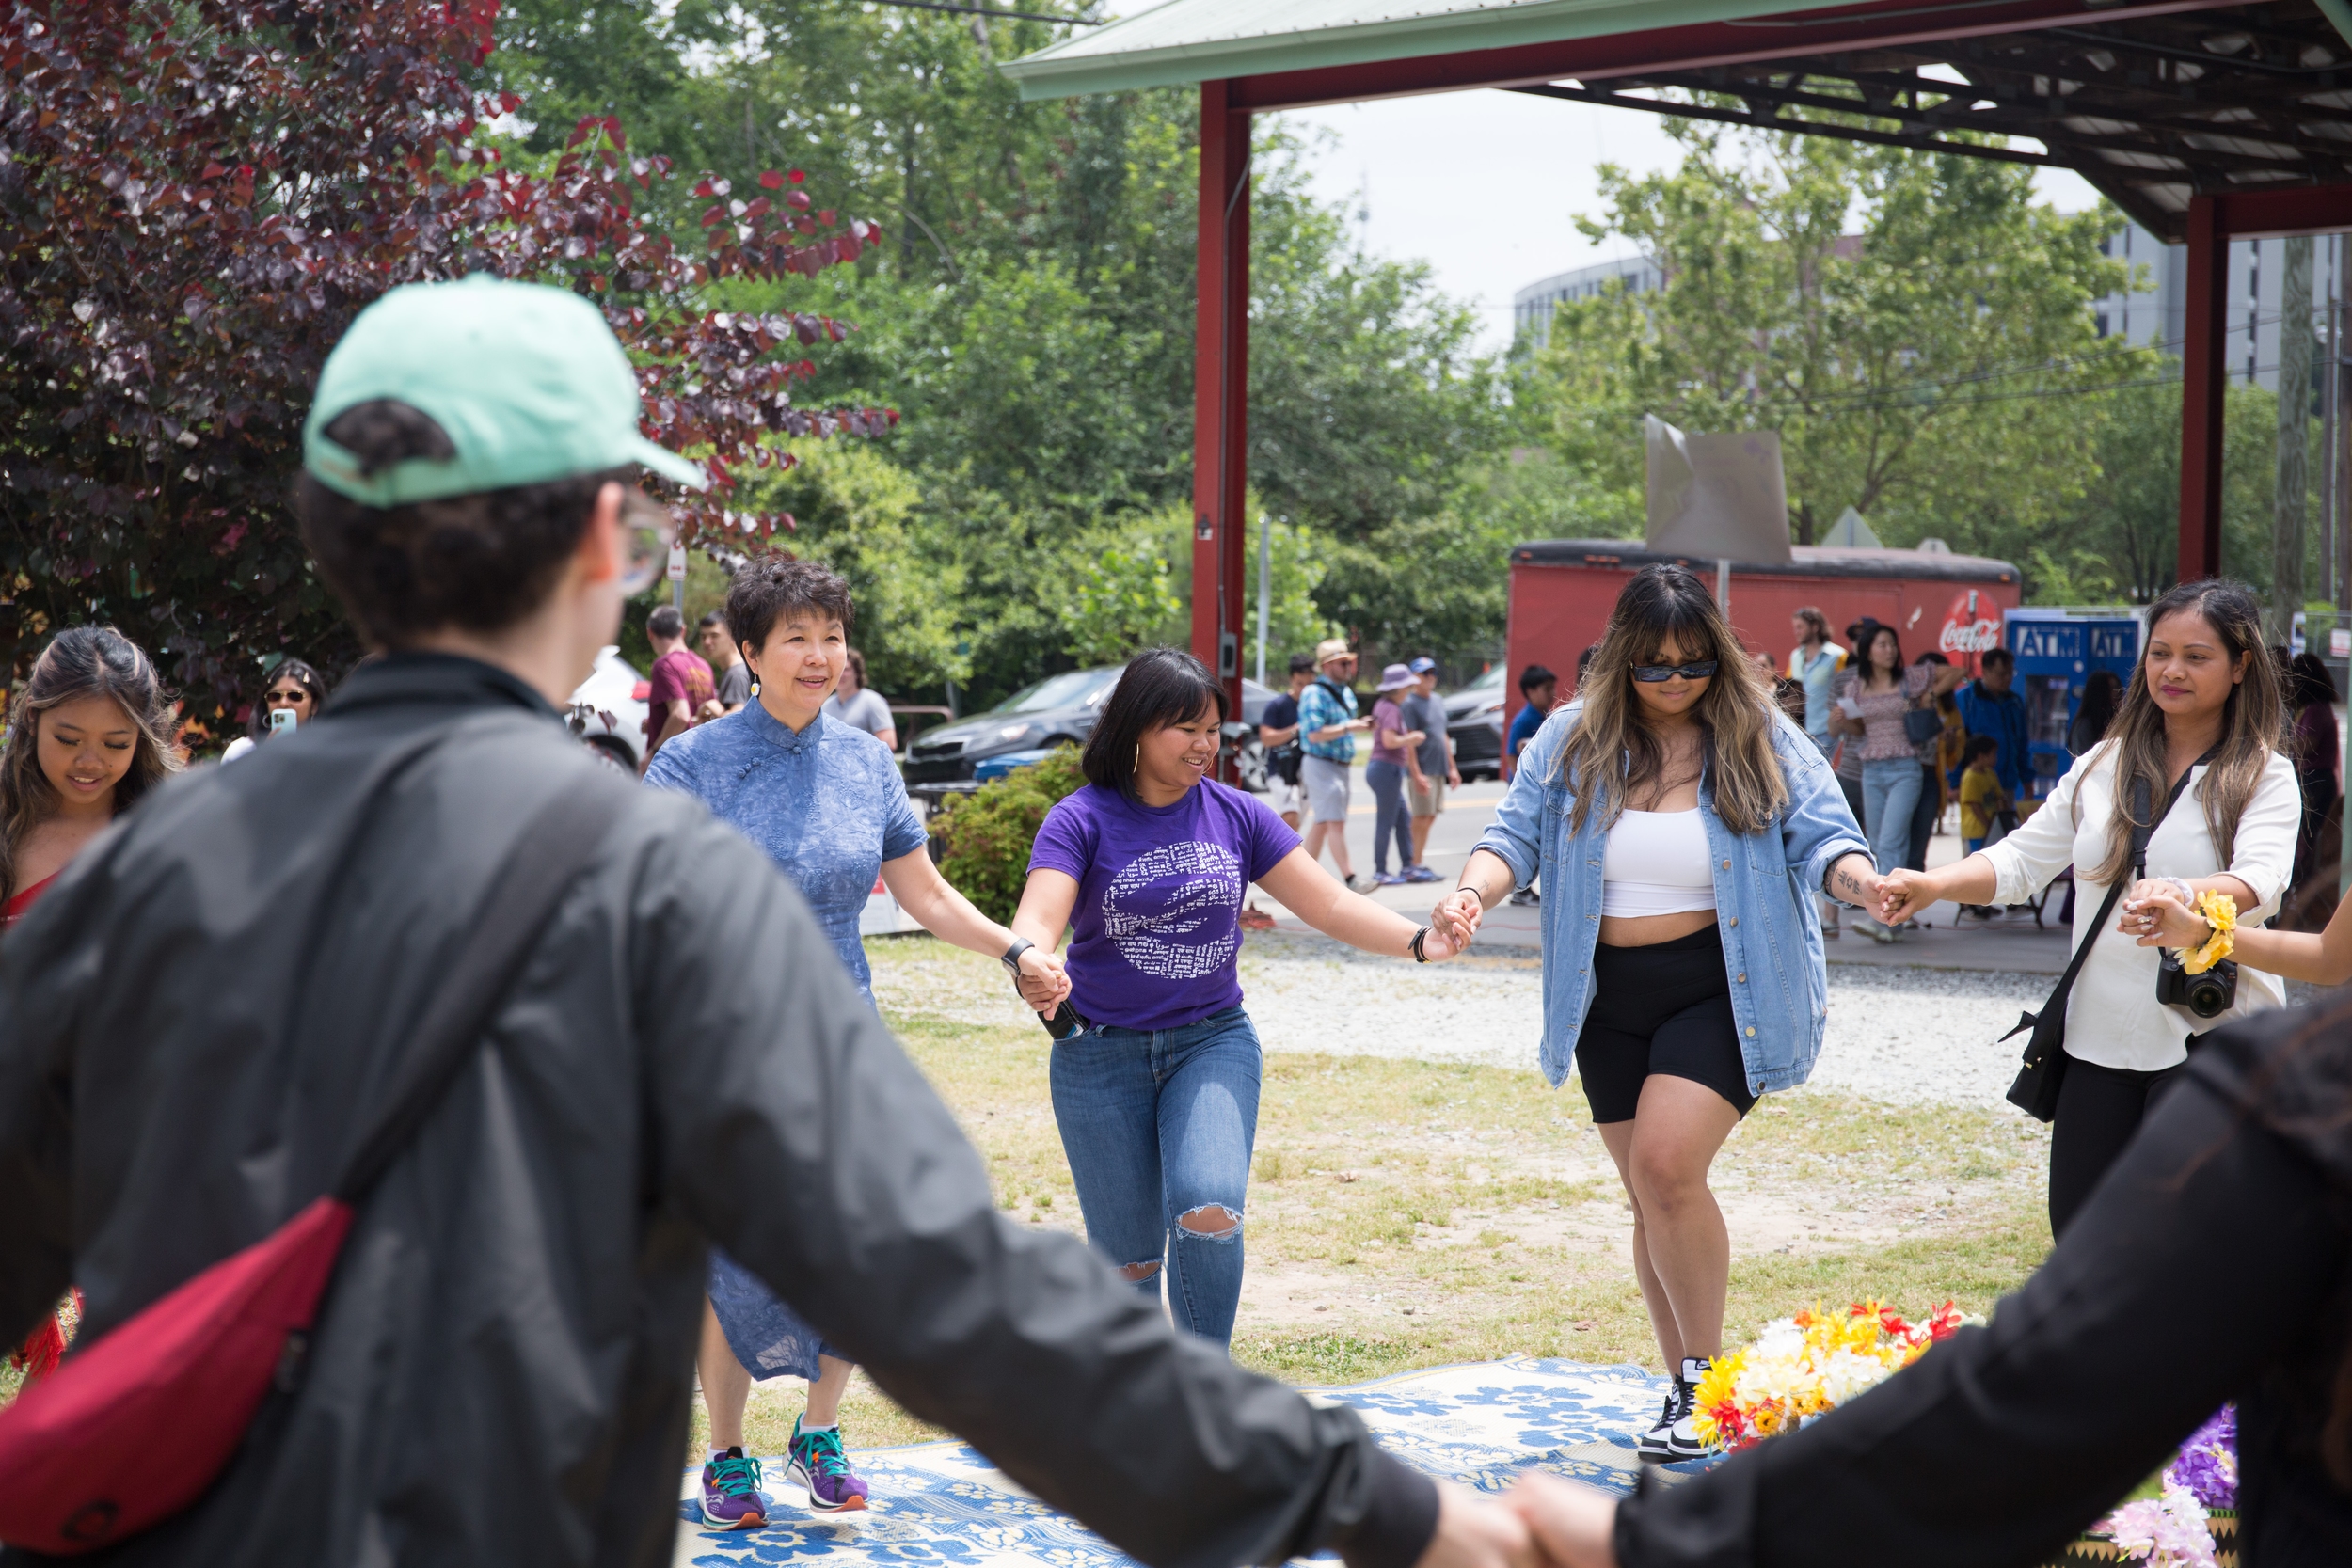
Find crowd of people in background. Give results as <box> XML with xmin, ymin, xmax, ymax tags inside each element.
<box><xmin>4</xmin><ymin>278</ymin><xmax>2352</xmax><ymax>1568</ymax></box>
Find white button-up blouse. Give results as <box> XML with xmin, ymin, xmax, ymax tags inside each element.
<box><xmin>1983</xmin><ymin>739</ymin><xmax>2301</xmax><ymax>1071</ymax></box>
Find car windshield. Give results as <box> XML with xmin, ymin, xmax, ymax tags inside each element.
<box><xmin>991</xmin><ymin>668</ymin><xmax>1120</xmax><ymax>714</ymax></box>
<box><xmin>1454</xmin><ymin>664</ymin><xmax>1504</xmax><ymax>696</ymax></box>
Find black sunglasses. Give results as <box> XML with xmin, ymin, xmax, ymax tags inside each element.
<box><xmin>1631</xmin><ymin>660</ymin><xmax>1719</xmax><ymax>683</ymax></box>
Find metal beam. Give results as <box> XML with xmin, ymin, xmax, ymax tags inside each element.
<box><xmin>1226</xmin><ymin>0</ymin><xmax>2244</xmax><ymax>110</ymax></box>
<box><xmin>1508</xmin><ymin>81</ymin><xmax>2058</xmax><ymax>164</ymax></box>
<box><xmin>1191</xmin><ymin>80</ymin><xmax>1249</xmax><ymax>764</ymax></box>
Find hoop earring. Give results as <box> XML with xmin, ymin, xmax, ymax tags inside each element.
<box><xmin>1134</xmin><ymin>742</ymin><xmax>1140</xmax><ymax>771</ymax></box>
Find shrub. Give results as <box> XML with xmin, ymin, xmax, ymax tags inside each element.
<box><xmin>930</xmin><ymin>747</ymin><xmax>1087</xmax><ymax>925</ymax></box>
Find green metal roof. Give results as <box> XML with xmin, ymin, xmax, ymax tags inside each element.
<box><xmin>1003</xmin><ymin>0</ymin><xmax>1864</xmax><ymax>101</ymax></box>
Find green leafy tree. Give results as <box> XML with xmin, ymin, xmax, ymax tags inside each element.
<box><xmin>488</xmin><ymin>12</ymin><xmax>1514</xmax><ymax>702</ymax></box>
<box><xmin>931</xmin><ymin>746</ymin><xmax>1088</xmax><ymax>925</ymax></box>
<box><xmin>1518</xmin><ymin>124</ymin><xmax>2148</xmax><ymax>559</ymax></box>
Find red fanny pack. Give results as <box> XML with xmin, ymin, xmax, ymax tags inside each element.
<box><xmin>0</xmin><ymin>765</ymin><xmax>626</xmax><ymax>1554</ymax></box>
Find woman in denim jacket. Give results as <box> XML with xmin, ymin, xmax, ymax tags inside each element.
<box><xmin>1435</xmin><ymin>566</ymin><xmax>1879</xmax><ymax>1463</ymax></box>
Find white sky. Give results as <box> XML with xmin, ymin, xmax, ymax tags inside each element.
<box><xmin>1277</xmin><ymin>89</ymin><xmax>2107</xmax><ymax>355</ymax></box>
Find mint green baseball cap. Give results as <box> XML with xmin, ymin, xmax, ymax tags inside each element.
<box><xmin>303</xmin><ymin>275</ymin><xmax>708</xmax><ymax>505</ymax></box>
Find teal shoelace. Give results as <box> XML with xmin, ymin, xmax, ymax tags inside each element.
<box><xmin>796</xmin><ymin>1425</ymin><xmax>852</xmax><ymax>1478</ymax></box>
<box><xmin>709</xmin><ymin>1454</ymin><xmax>763</xmax><ymax>1497</ymax></box>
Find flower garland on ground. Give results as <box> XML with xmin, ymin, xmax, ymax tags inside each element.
<box><xmin>1690</xmin><ymin>1299</ymin><xmax>1976</xmax><ymax>1451</ymax></box>
<box><xmin>2092</xmin><ymin>1405</ymin><xmax>2236</xmax><ymax>1568</ymax></box>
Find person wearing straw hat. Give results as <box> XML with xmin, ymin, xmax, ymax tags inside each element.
<box><xmin>0</xmin><ymin>277</ymin><xmax>1535</xmax><ymax>1568</ymax></box>
<box><xmin>1366</xmin><ymin>661</ymin><xmax>1422</xmax><ymax>886</ymax></box>
<box><xmin>1297</xmin><ymin>638</ymin><xmax>1376</xmax><ymax>892</ymax></box>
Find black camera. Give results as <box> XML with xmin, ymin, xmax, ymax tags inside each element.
<box><xmin>2156</xmin><ymin>950</ymin><xmax>2236</xmax><ymax>1019</ymax></box>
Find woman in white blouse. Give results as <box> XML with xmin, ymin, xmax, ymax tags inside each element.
<box><xmin>1880</xmin><ymin>578</ymin><xmax>2296</xmax><ymax>1237</ymax></box>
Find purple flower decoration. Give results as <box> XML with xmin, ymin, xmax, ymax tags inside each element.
<box><xmin>2166</xmin><ymin>1404</ymin><xmax>2238</xmax><ymax>1512</ymax></box>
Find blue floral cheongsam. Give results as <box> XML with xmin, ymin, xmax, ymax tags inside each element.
<box><xmin>644</xmin><ymin>701</ymin><xmax>926</xmax><ymax>1379</ymax></box>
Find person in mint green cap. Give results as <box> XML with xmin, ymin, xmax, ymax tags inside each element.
<box><xmin>0</xmin><ymin>273</ymin><xmax>1535</xmax><ymax>1568</ymax></box>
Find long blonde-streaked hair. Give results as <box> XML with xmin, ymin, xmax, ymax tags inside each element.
<box><xmin>1551</xmin><ymin>564</ymin><xmax>1789</xmax><ymax>835</ymax></box>
<box><xmin>0</xmin><ymin>626</ymin><xmax>181</xmax><ymax>899</ymax></box>
<box><xmin>2082</xmin><ymin>578</ymin><xmax>2284</xmax><ymax>886</ymax></box>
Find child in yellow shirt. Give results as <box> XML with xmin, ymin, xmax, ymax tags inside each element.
<box><xmin>1958</xmin><ymin>735</ymin><xmax>2008</xmax><ymax>853</ymax></box>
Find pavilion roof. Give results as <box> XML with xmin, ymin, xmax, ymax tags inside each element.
<box><xmin>1008</xmin><ymin>0</ymin><xmax>2352</xmax><ymax>243</ymax></box>
<box><xmin>999</xmin><ymin>0</ymin><xmax>1859</xmax><ymax>101</ymax></box>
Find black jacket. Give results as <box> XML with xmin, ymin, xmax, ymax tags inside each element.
<box><xmin>0</xmin><ymin>655</ymin><xmax>1437</xmax><ymax>1568</ymax></box>
<box><xmin>1615</xmin><ymin>1005</ymin><xmax>2352</xmax><ymax>1568</ymax></box>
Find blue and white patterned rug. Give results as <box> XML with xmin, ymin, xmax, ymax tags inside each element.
<box><xmin>673</xmin><ymin>1358</ymin><xmax>1718</xmax><ymax>1566</ymax></box>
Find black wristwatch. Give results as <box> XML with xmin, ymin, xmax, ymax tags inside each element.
<box><xmin>1000</xmin><ymin>937</ymin><xmax>1034</xmax><ymax>975</ymax></box>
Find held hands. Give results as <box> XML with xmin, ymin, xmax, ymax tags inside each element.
<box><xmin>1410</xmin><ymin>1481</ymin><xmax>1543</xmax><ymax>1568</ymax></box>
<box><xmin>2120</xmin><ymin>881</ymin><xmax>2205</xmax><ymax>948</ymax></box>
<box><xmin>1501</xmin><ymin>1473</ymin><xmax>1619</xmax><ymax>1568</ymax></box>
<box><xmin>1874</xmin><ymin>867</ymin><xmax>1933</xmax><ymax>927</ymax></box>
<box><xmin>1012</xmin><ymin>948</ymin><xmax>1073</xmax><ymax>1015</ymax></box>
<box><xmin>1432</xmin><ymin>887</ymin><xmax>1485</xmax><ymax>952</ymax></box>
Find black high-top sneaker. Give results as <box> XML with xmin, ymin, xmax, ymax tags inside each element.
<box><xmin>1661</xmin><ymin>1357</ymin><xmax>1716</xmax><ymax>1460</ymax></box>
<box><xmin>1634</xmin><ymin>1374</ymin><xmax>1689</xmax><ymax>1462</ymax></box>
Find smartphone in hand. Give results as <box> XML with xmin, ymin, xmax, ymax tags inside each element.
<box><xmin>1038</xmin><ymin>1001</ymin><xmax>1087</xmax><ymax>1040</ymax></box>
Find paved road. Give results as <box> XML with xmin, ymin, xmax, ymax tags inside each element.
<box><xmin>1256</xmin><ymin>765</ymin><xmax>2072</xmax><ymax>974</ymax></box>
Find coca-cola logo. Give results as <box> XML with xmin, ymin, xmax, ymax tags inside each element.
<box><xmin>1940</xmin><ymin>618</ymin><xmax>2003</xmax><ymax>655</ymax></box>
<box><xmin>1938</xmin><ymin>590</ymin><xmax>2003</xmax><ymax>664</ymax></box>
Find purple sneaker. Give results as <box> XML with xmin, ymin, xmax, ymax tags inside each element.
<box><xmin>788</xmin><ymin>1418</ymin><xmax>870</xmax><ymax>1513</ymax></box>
<box><xmin>699</xmin><ymin>1448</ymin><xmax>769</xmax><ymax>1529</ymax></box>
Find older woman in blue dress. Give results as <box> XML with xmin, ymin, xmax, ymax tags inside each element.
<box><xmin>645</xmin><ymin>558</ymin><xmax>1069</xmax><ymax>1529</ymax></box>
<box><xmin>1432</xmin><ymin>565</ymin><xmax>1880</xmax><ymax>1465</ymax></box>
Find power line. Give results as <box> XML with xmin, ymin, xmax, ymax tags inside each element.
<box><xmin>861</xmin><ymin>0</ymin><xmax>1101</xmax><ymax>22</ymax></box>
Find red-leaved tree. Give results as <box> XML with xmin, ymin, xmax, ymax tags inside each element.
<box><xmin>0</xmin><ymin>0</ymin><xmax>892</xmax><ymax>723</ymax></box>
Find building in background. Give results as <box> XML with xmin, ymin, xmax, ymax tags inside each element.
<box><xmin>1516</xmin><ymin>227</ymin><xmax>2351</xmax><ymax>391</ymax></box>
<box><xmin>2089</xmin><ymin>221</ymin><xmax>2347</xmax><ymax>392</ymax></box>
<box><xmin>1511</xmin><ymin>254</ymin><xmax>1665</xmax><ymax>345</ymax></box>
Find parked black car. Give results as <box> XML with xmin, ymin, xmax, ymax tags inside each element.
<box><xmin>1445</xmin><ymin>664</ymin><xmax>1507</xmax><ymax>781</ymax></box>
<box><xmin>901</xmin><ymin>664</ymin><xmax>1275</xmax><ymax>804</ymax></box>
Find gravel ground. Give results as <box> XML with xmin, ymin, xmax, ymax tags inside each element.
<box><xmin>1235</xmin><ymin>930</ymin><xmax>2051</xmax><ymax>1110</ymax></box>
<box><xmin>870</xmin><ymin>929</ymin><xmax>2060</xmax><ymax>1111</ymax></box>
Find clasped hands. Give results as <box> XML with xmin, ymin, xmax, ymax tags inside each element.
<box><xmin>2115</xmin><ymin>878</ymin><xmax>2210</xmax><ymax>949</ymax></box>
<box><xmin>1009</xmin><ymin>947</ymin><xmax>1073</xmax><ymax>1016</ymax></box>
<box><xmin>1412</xmin><ymin>1474</ymin><xmax>1620</xmax><ymax>1568</ymax></box>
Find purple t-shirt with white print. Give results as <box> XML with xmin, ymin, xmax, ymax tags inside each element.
<box><xmin>1028</xmin><ymin>779</ymin><xmax>1301</xmax><ymax>1031</ymax></box>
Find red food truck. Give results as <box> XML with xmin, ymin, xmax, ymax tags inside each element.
<box><xmin>1500</xmin><ymin>539</ymin><xmax>2022</xmax><ymax>773</ymax></box>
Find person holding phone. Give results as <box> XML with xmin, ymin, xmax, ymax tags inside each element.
<box><xmin>220</xmin><ymin>657</ymin><xmax>328</xmax><ymax>762</ymax></box>
<box><xmin>1009</xmin><ymin>648</ymin><xmax>1465</xmax><ymax>1350</ymax></box>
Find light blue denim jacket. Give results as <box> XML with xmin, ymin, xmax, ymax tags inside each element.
<box><xmin>1474</xmin><ymin>702</ymin><xmax>1869</xmax><ymax>1093</ymax></box>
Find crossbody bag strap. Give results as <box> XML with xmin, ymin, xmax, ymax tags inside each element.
<box><xmin>331</xmin><ymin>772</ymin><xmax>632</xmax><ymax>1204</ymax></box>
<box><xmin>2028</xmin><ymin>747</ymin><xmax>2216</xmax><ymax>1027</ymax></box>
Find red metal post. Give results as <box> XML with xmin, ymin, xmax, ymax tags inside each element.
<box><xmin>1191</xmin><ymin>79</ymin><xmax>1250</xmax><ymax>747</ymax></box>
<box><xmin>2179</xmin><ymin>194</ymin><xmax>2227</xmax><ymax>583</ymax></box>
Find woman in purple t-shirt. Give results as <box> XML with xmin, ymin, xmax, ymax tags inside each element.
<box><xmin>1010</xmin><ymin>647</ymin><xmax>1464</xmax><ymax>1347</ymax></box>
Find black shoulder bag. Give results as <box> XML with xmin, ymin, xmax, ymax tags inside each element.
<box><xmin>2003</xmin><ymin>753</ymin><xmax>2206</xmax><ymax>1122</ymax></box>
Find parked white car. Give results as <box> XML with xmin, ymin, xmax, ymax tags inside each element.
<box><xmin>566</xmin><ymin>645</ymin><xmax>649</xmax><ymax>772</ymax></box>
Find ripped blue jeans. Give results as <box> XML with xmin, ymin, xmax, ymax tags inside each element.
<box><xmin>1049</xmin><ymin>1005</ymin><xmax>1261</xmax><ymax>1346</ymax></box>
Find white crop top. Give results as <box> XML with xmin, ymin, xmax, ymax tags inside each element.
<box><xmin>1601</xmin><ymin>808</ymin><xmax>1718</xmax><ymax>918</ymax></box>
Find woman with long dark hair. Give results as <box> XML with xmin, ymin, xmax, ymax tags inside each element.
<box><xmin>2287</xmin><ymin>650</ymin><xmax>2338</xmax><ymax>893</ymax></box>
<box><xmin>1009</xmin><ymin>647</ymin><xmax>1462</xmax><ymax>1350</ymax></box>
<box><xmin>2</xmin><ymin>626</ymin><xmax>179</xmax><ymax>925</ymax></box>
<box><xmin>1882</xmin><ymin>578</ymin><xmax>2297</xmax><ymax>1236</ymax></box>
<box><xmin>1825</xmin><ymin>623</ymin><xmax>1963</xmax><ymax>940</ymax></box>
<box><xmin>1434</xmin><ymin>565</ymin><xmax>1879</xmax><ymax>1463</ymax></box>
<box><xmin>220</xmin><ymin>657</ymin><xmax>328</xmax><ymax>762</ymax></box>
<box><xmin>1</xmin><ymin>625</ymin><xmax>178</xmax><ymax>1384</ymax></box>
<box><xmin>1506</xmin><ymin>993</ymin><xmax>2352</xmax><ymax>1565</ymax></box>
<box><xmin>2069</xmin><ymin>667</ymin><xmax>2124</xmax><ymax>756</ymax></box>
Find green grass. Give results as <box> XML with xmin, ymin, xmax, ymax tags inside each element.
<box><xmin>849</xmin><ymin>935</ymin><xmax>2055</xmax><ymax>1410</ymax></box>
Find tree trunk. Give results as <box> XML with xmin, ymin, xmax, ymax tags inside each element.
<box><xmin>2276</xmin><ymin>235</ymin><xmax>2313</xmax><ymax>642</ymax></box>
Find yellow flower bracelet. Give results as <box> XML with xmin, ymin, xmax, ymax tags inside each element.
<box><xmin>2183</xmin><ymin>890</ymin><xmax>2237</xmax><ymax>975</ymax></box>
